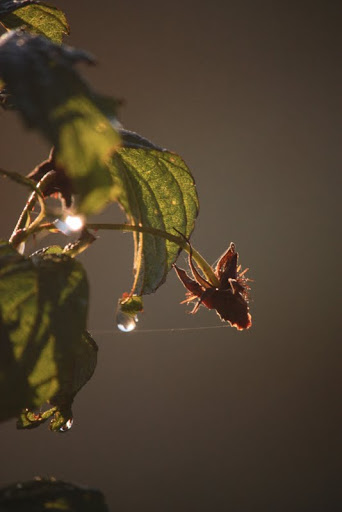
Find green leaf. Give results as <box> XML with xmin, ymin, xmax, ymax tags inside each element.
<box><xmin>50</xmin><ymin>330</ymin><xmax>98</xmax><ymax>431</ymax></box>
<box><xmin>17</xmin><ymin>331</ymin><xmax>98</xmax><ymax>431</ymax></box>
<box><xmin>0</xmin><ymin>30</ymin><xmax>121</xmax><ymax>215</ymax></box>
<box><xmin>0</xmin><ymin>478</ymin><xmax>109</xmax><ymax>512</ymax></box>
<box><xmin>0</xmin><ymin>2</ymin><xmax>69</xmax><ymax>43</ymax></box>
<box><xmin>119</xmin><ymin>294</ymin><xmax>144</xmax><ymax>316</ymax></box>
<box><xmin>111</xmin><ymin>130</ymin><xmax>199</xmax><ymax>296</ymax></box>
<box><xmin>16</xmin><ymin>405</ymin><xmax>57</xmax><ymax>429</ymax></box>
<box><xmin>0</xmin><ymin>241</ymin><xmax>96</xmax><ymax>425</ymax></box>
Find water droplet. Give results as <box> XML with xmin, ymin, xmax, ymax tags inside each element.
<box><xmin>116</xmin><ymin>311</ymin><xmax>138</xmax><ymax>332</ymax></box>
<box><xmin>64</xmin><ymin>215</ymin><xmax>84</xmax><ymax>232</ymax></box>
<box><xmin>54</xmin><ymin>213</ymin><xmax>84</xmax><ymax>235</ymax></box>
<box><xmin>59</xmin><ymin>418</ymin><xmax>73</xmax><ymax>432</ymax></box>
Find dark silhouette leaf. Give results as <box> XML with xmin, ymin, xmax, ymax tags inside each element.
<box><xmin>0</xmin><ymin>478</ymin><xmax>109</xmax><ymax>511</ymax></box>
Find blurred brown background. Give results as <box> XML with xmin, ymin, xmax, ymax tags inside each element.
<box><xmin>0</xmin><ymin>1</ymin><xmax>341</xmax><ymax>510</ymax></box>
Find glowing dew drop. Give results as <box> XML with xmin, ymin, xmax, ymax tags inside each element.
<box><xmin>54</xmin><ymin>214</ymin><xmax>84</xmax><ymax>235</ymax></box>
<box><xmin>116</xmin><ymin>311</ymin><xmax>138</xmax><ymax>332</ymax></box>
<box><xmin>64</xmin><ymin>215</ymin><xmax>84</xmax><ymax>232</ymax></box>
<box><xmin>59</xmin><ymin>418</ymin><xmax>73</xmax><ymax>432</ymax></box>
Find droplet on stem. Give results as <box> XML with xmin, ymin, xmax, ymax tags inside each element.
<box><xmin>59</xmin><ymin>418</ymin><xmax>73</xmax><ymax>432</ymax></box>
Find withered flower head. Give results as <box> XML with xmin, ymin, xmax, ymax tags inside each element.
<box><xmin>27</xmin><ymin>147</ymin><xmax>74</xmax><ymax>207</ymax></box>
<box><xmin>174</xmin><ymin>241</ymin><xmax>252</xmax><ymax>330</ymax></box>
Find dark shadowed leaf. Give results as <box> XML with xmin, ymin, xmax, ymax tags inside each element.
<box><xmin>0</xmin><ymin>478</ymin><xmax>109</xmax><ymax>512</ymax></box>
<box><xmin>0</xmin><ymin>30</ymin><xmax>121</xmax><ymax>214</ymax></box>
<box><xmin>0</xmin><ymin>1</ymin><xmax>69</xmax><ymax>43</ymax></box>
<box><xmin>112</xmin><ymin>130</ymin><xmax>199</xmax><ymax>297</ymax></box>
<box><xmin>0</xmin><ymin>241</ymin><xmax>97</xmax><ymax>426</ymax></box>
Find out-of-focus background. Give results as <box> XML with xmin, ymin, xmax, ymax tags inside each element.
<box><xmin>0</xmin><ymin>1</ymin><xmax>340</xmax><ymax>510</ymax></box>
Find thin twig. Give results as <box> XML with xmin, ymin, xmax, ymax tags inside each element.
<box><xmin>9</xmin><ymin>171</ymin><xmax>55</xmax><ymax>245</ymax></box>
<box><xmin>87</xmin><ymin>222</ymin><xmax>220</xmax><ymax>286</ymax></box>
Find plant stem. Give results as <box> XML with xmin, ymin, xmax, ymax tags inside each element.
<box><xmin>87</xmin><ymin>223</ymin><xmax>220</xmax><ymax>287</ymax></box>
<box><xmin>0</xmin><ymin>167</ymin><xmax>42</xmax><ymax>193</ymax></box>
<box><xmin>24</xmin><ymin>193</ymin><xmax>46</xmax><ymax>234</ymax></box>
<box><xmin>10</xmin><ymin>191</ymin><xmax>37</xmax><ymax>241</ymax></box>
<box><xmin>9</xmin><ymin>171</ymin><xmax>55</xmax><ymax>246</ymax></box>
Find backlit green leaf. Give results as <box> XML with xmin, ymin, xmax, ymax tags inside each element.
<box><xmin>111</xmin><ymin>130</ymin><xmax>199</xmax><ymax>296</ymax></box>
<box><xmin>17</xmin><ymin>330</ymin><xmax>98</xmax><ymax>431</ymax></box>
<box><xmin>0</xmin><ymin>1</ymin><xmax>69</xmax><ymax>43</ymax></box>
<box><xmin>0</xmin><ymin>241</ymin><xmax>96</xmax><ymax>426</ymax></box>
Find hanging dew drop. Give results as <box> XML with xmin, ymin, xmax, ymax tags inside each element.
<box><xmin>116</xmin><ymin>295</ymin><xmax>141</xmax><ymax>332</ymax></box>
<box><xmin>59</xmin><ymin>418</ymin><xmax>73</xmax><ymax>432</ymax></box>
<box><xmin>116</xmin><ymin>311</ymin><xmax>138</xmax><ymax>332</ymax></box>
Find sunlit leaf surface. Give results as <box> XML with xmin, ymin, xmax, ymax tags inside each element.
<box><xmin>0</xmin><ymin>1</ymin><xmax>69</xmax><ymax>43</ymax></box>
<box><xmin>111</xmin><ymin>130</ymin><xmax>199</xmax><ymax>295</ymax></box>
<box><xmin>0</xmin><ymin>241</ymin><xmax>96</xmax><ymax>425</ymax></box>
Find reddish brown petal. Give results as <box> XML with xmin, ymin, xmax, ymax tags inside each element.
<box><xmin>210</xmin><ymin>289</ymin><xmax>252</xmax><ymax>330</ymax></box>
<box><xmin>186</xmin><ymin>286</ymin><xmax>252</xmax><ymax>330</ymax></box>
<box><xmin>215</xmin><ymin>242</ymin><xmax>238</xmax><ymax>285</ymax></box>
<box><xmin>173</xmin><ymin>265</ymin><xmax>203</xmax><ymax>298</ymax></box>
